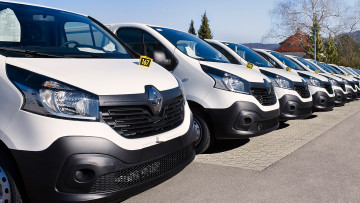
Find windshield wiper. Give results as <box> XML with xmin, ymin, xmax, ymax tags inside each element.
<box><xmin>63</xmin><ymin>55</ymin><xmax>105</xmax><ymax>58</ymax></box>
<box><xmin>0</xmin><ymin>47</ymin><xmax>61</xmax><ymax>58</ymax></box>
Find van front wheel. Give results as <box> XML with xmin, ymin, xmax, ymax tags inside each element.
<box><xmin>0</xmin><ymin>156</ymin><xmax>23</xmax><ymax>203</ymax></box>
<box><xmin>193</xmin><ymin>110</ymin><xmax>213</xmax><ymax>154</ymax></box>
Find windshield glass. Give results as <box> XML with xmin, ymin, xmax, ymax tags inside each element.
<box><xmin>293</xmin><ymin>57</ymin><xmax>322</xmax><ymax>72</ymax></box>
<box><xmin>313</xmin><ymin>61</ymin><xmax>338</xmax><ymax>73</ymax></box>
<box><xmin>151</xmin><ymin>26</ymin><xmax>229</xmax><ymax>63</ymax></box>
<box><xmin>327</xmin><ymin>65</ymin><xmax>343</xmax><ymax>74</ymax></box>
<box><xmin>0</xmin><ymin>2</ymin><xmax>130</xmax><ymax>58</ymax></box>
<box><xmin>268</xmin><ymin>51</ymin><xmax>305</xmax><ymax>70</ymax></box>
<box><xmin>223</xmin><ymin>42</ymin><xmax>273</xmax><ymax>68</ymax></box>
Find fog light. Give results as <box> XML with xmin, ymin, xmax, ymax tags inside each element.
<box><xmin>74</xmin><ymin>169</ymin><xmax>95</xmax><ymax>182</ymax></box>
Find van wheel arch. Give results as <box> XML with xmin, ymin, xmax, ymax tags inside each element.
<box><xmin>0</xmin><ymin>140</ymin><xmax>28</xmax><ymax>202</ymax></box>
<box><xmin>187</xmin><ymin>101</ymin><xmax>214</xmax><ymax>154</ymax></box>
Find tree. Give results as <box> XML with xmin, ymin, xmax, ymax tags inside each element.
<box><xmin>324</xmin><ymin>35</ymin><xmax>339</xmax><ymax>64</ymax></box>
<box><xmin>198</xmin><ymin>11</ymin><xmax>213</xmax><ymax>39</ymax></box>
<box><xmin>188</xmin><ymin>20</ymin><xmax>197</xmax><ymax>35</ymax></box>
<box><xmin>337</xmin><ymin>35</ymin><xmax>360</xmax><ymax>67</ymax></box>
<box><xmin>266</xmin><ymin>0</ymin><xmax>360</xmax><ymax>43</ymax></box>
<box><xmin>304</xmin><ymin>23</ymin><xmax>325</xmax><ymax>61</ymax></box>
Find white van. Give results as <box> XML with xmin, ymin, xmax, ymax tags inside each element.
<box><xmin>255</xmin><ymin>49</ymin><xmax>335</xmax><ymax>111</ymax></box>
<box><xmin>206</xmin><ymin>40</ymin><xmax>313</xmax><ymax>120</ymax></box>
<box><xmin>285</xmin><ymin>56</ymin><xmax>348</xmax><ymax>106</ymax></box>
<box><xmin>108</xmin><ymin>23</ymin><xmax>280</xmax><ymax>154</ymax></box>
<box><xmin>337</xmin><ymin>65</ymin><xmax>360</xmax><ymax>96</ymax></box>
<box><xmin>0</xmin><ymin>2</ymin><xmax>196</xmax><ymax>202</ymax></box>
<box><xmin>328</xmin><ymin>64</ymin><xmax>359</xmax><ymax>100</ymax></box>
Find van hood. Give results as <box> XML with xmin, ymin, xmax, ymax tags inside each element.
<box><xmin>319</xmin><ymin>73</ymin><xmax>343</xmax><ymax>82</ymax></box>
<box><xmin>259</xmin><ymin>67</ymin><xmax>303</xmax><ymax>82</ymax></box>
<box><xmin>6</xmin><ymin>58</ymin><xmax>178</xmax><ymax>95</ymax></box>
<box><xmin>200</xmin><ymin>61</ymin><xmax>270</xmax><ymax>83</ymax></box>
<box><xmin>295</xmin><ymin>70</ymin><xmax>328</xmax><ymax>82</ymax></box>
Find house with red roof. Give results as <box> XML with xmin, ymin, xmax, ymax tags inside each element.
<box><xmin>275</xmin><ymin>29</ymin><xmax>311</xmax><ymax>57</ymax></box>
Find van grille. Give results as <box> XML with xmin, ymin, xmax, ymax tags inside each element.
<box><xmin>100</xmin><ymin>96</ymin><xmax>184</xmax><ymax>138</ymax></box>
<box><xmin>324</xmin><ymin>83</ymin><xmax>334</xmax><ymax>94</ymax></box>
<box><xmin>89</xmin><ymin>146</ymin><xmax>193</xmax><ymax>194</ymax></box>
<box><xmin>294</xmin><ymin>85</ymin><xmax>311</xmax><ymax>98</ymax></box>
<box><xmin>251</xmin><ymin>87</ymin><xmax>277</xmax><ymax>106</ymax></box>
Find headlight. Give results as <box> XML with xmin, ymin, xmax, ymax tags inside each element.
<box><xmin>328</xmin><ymin>79</ymin><xmax>339</xmax><ymax>86</ymax></box>
<box><xmin>303</xmin><ymin>76</ymin><xmax>322</xmax><ymax>87</ymax></box>
<box><xmin>260</xmin><ymin>70</ymin><xmax>293</xmax><ymax>89</ymax></box>
<box><xmin>342</xmin><ymin>79</ymin><xmax>349</xmax><ymax>85</ymax></box>
<box><xmin>201</xmin><ymin>65</ymin><xmax>251</xmax><ymax>94</ymax></box>
<box><xmin>7</xmin><ymin>65</ymin><xmax>99</xmax><ymax>120</ymax></box>
<box><xmin>174</xmin><ymin>75</ymin><xmax>186</xmax><ymax>100</ymax></box>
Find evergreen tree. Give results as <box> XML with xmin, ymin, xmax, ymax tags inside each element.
<box><xmin>324</xmin><ymin>35</ymin><xmax>339</xmax><ymax>64</ymax></box>
<box><xmin>198</xmin><ymin>11</ymin><xmax>213</xmax><ymax>39</ymax></box>
<box><xmin>188</xmin><ymin>20</ymin><xmax>197</xmax><ymax>35</ymax></box>
<box><xmin>305</xmin><ymin>22</ymin><xmax>325</xmax><ymax>61</ymax></box>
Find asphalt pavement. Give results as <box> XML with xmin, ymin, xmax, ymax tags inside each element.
<box><xmin>125</xmin><ymin>101</ymin><xmax>360</xmax><ymax>202</ymax></box>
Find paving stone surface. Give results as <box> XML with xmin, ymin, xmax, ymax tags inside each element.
<box><xmin>195</xmin><ymin>100</ymin><xmax>360</xmax><ymax>171</ymax></box>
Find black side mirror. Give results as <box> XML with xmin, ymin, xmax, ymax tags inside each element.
<box><xmin>152</xmin><ymin>50</ymin><xmax>172</xmax><ymax>67</ymax></box>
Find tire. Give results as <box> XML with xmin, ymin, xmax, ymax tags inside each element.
<box><xmin>0</xmin><ymin>153</ymin><xmax>23</xmax><ymax>203</ymax></box>
<box><xmin>192</xmin><ymin>108</ymin><xmax>213</xmax><ymax>154</ymax></box>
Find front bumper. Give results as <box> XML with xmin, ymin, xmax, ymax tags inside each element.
<box><xmin>334</xmin><ymin>89</ymin><xmax>347</xmax><ymax>106</ymax></box>
<box><xmin>10</xmin><ymin>123</ymin><xmax>196</xmax><ymax>203</ymax></box>
<box><xmin>346</xmin><ymin>88</ymin><xmax>357</xmax><ymax>102</ymax></box>
<box><xmin>205</xmin><ymin>101</ymin><xmax>280</xmax><ymax>139</ymax></box>
<box><xmin>278</xmin><ymin>94</ymin><xmax>313</xmax><ymax>120</ymax></box>
<box><xmin>312</xmin><ymin>91</ymin><xmax>335</xmax><ymax>111</ymax></box>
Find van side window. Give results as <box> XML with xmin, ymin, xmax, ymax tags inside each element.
<box><xmin>116</xmin><ymin>28</ymin><xmax>144</xmax><ymax>55</ymax></box>
<box><xmin>257</xmin><ymin>52</ymin><xmax>282</xmax><ymax>69</ymax></box>
<box><xmin>209</xmin><ymin>43</ymin><xmax>241</xmax><ymax>65</ymax></box>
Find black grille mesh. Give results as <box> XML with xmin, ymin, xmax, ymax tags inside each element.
<box><xmin>90</xmin><ymin>147</ymin><xmax>192</xmax><ymax>194</ymax></box>
<box><xmin>294</xmin><ymin>85</ymin><xmax>311</xmax><ymax>98</ymax></box>
<box><xmin>324</xmin><ymin>83</ymin><xmax>334</xmax><ymax>94</ymax></box>
<box><xmin>100</xmin><ymin>96</ymin><xmax>184</xmax><ymax>138</ymax></box>
<box><xmin>248</xmin><ymin>117</ymin><xmax>278</xmax><ymax>132</ymax></box>
<box><xmin>251</xmin><ymin>87</ymin><xmax>277</xmax><ymax>106</ymax></box>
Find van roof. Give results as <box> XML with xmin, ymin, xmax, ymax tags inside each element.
<box><xmin>0</xmin><ymin>0</ymin><xmax>87</xmax><ymax>17</ymax></box>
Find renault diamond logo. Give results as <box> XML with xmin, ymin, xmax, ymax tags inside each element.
<box><xmin>264</xmin><ymin>79</ymin><xmax>272</xmax><ymax>95</ymax></box>
<box><xmin>148</xmin><ymin>87</ymin><xmax>163</xmax><ymax>114</ymax></box>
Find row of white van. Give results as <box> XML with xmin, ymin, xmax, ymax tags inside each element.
<box><xmin>0</xmin><ymin>1</ymin><xmax>359</xmax><ymax>202</ymax></box>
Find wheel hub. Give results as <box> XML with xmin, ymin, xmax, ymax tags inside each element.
<box><xmin>0</xmin><ymin>166</ymin><xmax>11</xmax><ymax>203</ymax></box>
<box><xmin>193</xmin><ymin>119</ymin><xmax>202</xmax><ymax>146</ymax></box>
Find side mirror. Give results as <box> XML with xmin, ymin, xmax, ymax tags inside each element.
<box><xmin>152</xmin><ymin>50</ymin><xmax>172</xmax><ymax>67</ymax></box>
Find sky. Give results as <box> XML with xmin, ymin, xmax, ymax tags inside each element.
<box><xmin>9</xmin><ymin>0</ymin><xmax>280</xmax><ymax>43</ymax></box>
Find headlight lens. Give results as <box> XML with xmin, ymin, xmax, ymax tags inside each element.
<box><xmin>328</xmin><ymin>79</ymin><xmax>339</xmax><ymax>86</ymax></box>
<box><xmin>201</xmin><ymin>65</ymin><xmax>251</xmax><ymax>94</ymax></box>
<box><xmin>7</xmin><ymin>65</ymin><xmax>99</xmax><ymax>121</ymax></box>
<box><xmin>303</xmin><ymin>76</ymin><xmax>322</xmax><ymax>87</ymax></box>
<box><xmin>260</xmin><ymin>70</ymin><xmax>293</xmax><ymax>89</ymax></box>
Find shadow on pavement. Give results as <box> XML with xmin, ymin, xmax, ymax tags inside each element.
<box><xmin>304</xmin><ymin>114</ymin><xmax>318</xmax><ymax>119</ymax></box>
<box><xmin>204</xmin><ymin>139</ymin><xmax>250</xmax><ymax>154</ymax></box>
<box><xmin>278</xmin><ymin>121</ymin><xmax>289</xmax><ymax>130</ymax></box>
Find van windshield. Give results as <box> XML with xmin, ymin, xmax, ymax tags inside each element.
<box><xmin>223</xmin><ymin>42</ymin><xmax>273</xmax><ymax>68</ymax></box>
<box><xmin>269</xmin><ymin>51</ymin><xmax>305</xmax><ymax>71</ymax></box>
<box><xmin>0</xmin><ymin>2</ymin><xmax>131</xmax><ymax>58</ymax></box>
<box><xmin>294</xmin><ymin>57</ymin><xmax>322</xmax><ymax>72</ymax></box>
<box><xmin>150</xmin><ymin>26</ymin><xmax>230</xmax><ymax>63</ymax></box>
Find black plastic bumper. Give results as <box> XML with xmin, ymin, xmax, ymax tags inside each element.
<box><xmin>278</xmin><ymin>94</ymin><xmax>313</xmax><ymax>120</ymax></box>
<box><xmin>334</xmin><ymin>89</ymin><xmax>347</xmax><ymax>106</ymax></box>
<box><xmin>10</xmin><ymin>121</ymin><xmax>195</xmax><ymax>202</ymax></box>
<box><xmin>346</xmin><ymin>88</ymin><xmax>357</xmax><ymax>102</ymax></box>
<box><xmin>312</xmin><ymin>91</ymin><xmax>335</xmax><ymax>111</ymax></box>
<box><xmin>205</xmin><ymin>101</ymin><xmax>280</xmax><ymax>139</ymax></box>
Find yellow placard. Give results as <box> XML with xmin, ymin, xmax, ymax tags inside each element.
<box><xmin>246</xmin><ymin>62</ymin><xmax>254</xmax><ymax>70</ymax></box>
<box><xmin>139</xmin><ymin>56</ymin><xmax>153</xmax><ymax>68</ymax></box>
<box><xmin>286</xmin><ymin>67</ymin><xmax>291</xmax><ymax>72</ymax></box>
<box><xmin>314</xmin><ymin>70</ymin><xmax>319</xmax><ymax>74</ymax></box>
<box><xmin>357</xmin><ymin>75</ymin><xmax>360</xmax><ymax>77</ymax></box>
<box><xmin>331</xmin><ymin>72</ymin><xmax>334</xmax><ymax>75</ymax></box>
<box><xmin>343</xmin><ymin>74</ymin><xmax>346</xmax><ymax>76</ymax></box>
<box><xmin>347</xmin><ymin>74</ymin><xmax>351</xmax><ymax>76</ymax></box>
